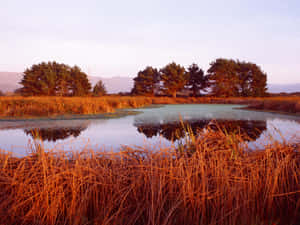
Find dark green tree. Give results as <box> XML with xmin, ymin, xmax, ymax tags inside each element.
<box><xmin>186</xmin><ymin>63</ymin><xmax>208</xmax><ymax>96</ymax></box>
<box><xmin>20</xmin><ymin>62</ymin><xmax>57</xmax><ymax>96</ymax></box>
<box><xmin>207</xmin><ymin>59</ymin><xmax>240</xmax><ymax>97</ymax></box>
<box><xmin>20</xmin><ymin>62</ymin><xmax>91</xmax><ymax>96</ymax></box>
<box><xmin>160</xmin><ymin>62</ymin><xmax>187</xmax><ymax>97</ymax></box>
<box><xmin>69</xmin><ymin>66</ymin><xmax>92</xmax><ymax>96</ymax></box>
<box><xmin>55</xmin><ymin>63</ymin><xmax>72</xmax><ymax>96</ymax></box>
<box><xmin>131</xmin><ymin>66</ymin><xmax>160</xmax><ymax>96</ymax></box>
<box><xmin>93</xmin><ymin>80</ymin><xmax>107</xmax><ymax>96</ymax></box>
<box><xmin>207</xmin><ymin>58</ymin><xmax>267</xmax><ymax>97</ymax></box>
<box><xmin>237</xmin><ymin>61</ymin><xmax>267</xmax><ymax>97</ymax></box>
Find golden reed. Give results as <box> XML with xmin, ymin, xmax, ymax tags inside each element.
<box><xmin>0</xmin><ymin>129</ymin><xmax>299</xmax><ymax>225</ymax></box>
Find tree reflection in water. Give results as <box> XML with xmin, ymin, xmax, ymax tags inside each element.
<box><xmin>24</xmin><ymin>126</ymin><xmax>87</xmax><ymax>142</ymax></box>
<box><xmin>134</xmin><ymin>119</ymin><xmax>267</xmax><ymax>142</ymax></box>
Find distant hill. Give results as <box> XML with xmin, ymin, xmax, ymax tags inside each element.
<box><xmin>267</xmin><ymin>83</ymin><xmax>300</xmax><ymax>93</ymax></box>
<box><xmin>0</xmin><ymin>71</ymin><xmax>298</xmax><ymax>94</ymax></box>
<box><xmin>0</xmin><ymin>72</ymin><xmax>133</xmax><ymax>94</ymax></box>
<box><xmin>88</xmin><ymin>76</ymin><xmax>133</xmax><ymax>94</ymax></box>
<box><xmin>0</xmin><ymin>72</ymin><xmax>22</xmax><ymax>92</ymax></box>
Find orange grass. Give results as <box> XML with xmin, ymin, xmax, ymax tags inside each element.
<box><xmin>0</xmin><ymin>96</ymin><xmax>153</xmax><ymax>118</ymax></box>
<box><xmin>0</xmin><ymin>130</ymin><xmax>299</xmax><ymax>225</ymax></box>
<box><xmin>0</xmin><ymin>96</ymin><xmax>300</xmax><ymax>119</ymax></box>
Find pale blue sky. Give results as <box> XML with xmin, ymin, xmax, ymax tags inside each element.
<box><xmin>0</xmin><ymin>0</ymin><xmax>299</xmax><ymax>83</ymax></box>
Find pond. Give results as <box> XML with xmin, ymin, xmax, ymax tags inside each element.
<box><xmin>0</xmin><ymin>104</ymin><xmax>300</xmax><ymax>155</ymax></box>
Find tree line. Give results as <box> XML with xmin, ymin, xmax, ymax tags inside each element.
<box><xmin>18</xmin><ymin>59</ymin><xmax>267</xmax><ymax>97</ymax></box>
<box><xmin>131</xmin><ymin>58</ymin><xmax>267</xmax><ymax>97</ymax></box>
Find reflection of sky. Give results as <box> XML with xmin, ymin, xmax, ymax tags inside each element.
<box><xmin>251</xmin><ymin>119</ymin><xmax>300</xmax><ymax>149</ymax></box>
<box><xmin>134</xmin><ymin>104</ymin><xmax>300</xmax><ymax>123</ymax></box>
<box><xmin>0</xmin><ymin>104</ymin><xmax>299</xmax><ymax>155</ymax></box>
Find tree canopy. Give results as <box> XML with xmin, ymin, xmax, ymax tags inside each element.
<box><xmin>130</xmin><ymin>59</ymin><xmax>268</xmax><ymax>98</ymax></box>
<box><xmin>131</xmin><ymin>66</ymin><xmax>160</xmax><ymax>96</ymax></box>
<box><xmin>186</xmin><ymin>64</ymin><xmax>208</xmax><ymax>96</ymax></box>
<box><xmin>20</xmin><ymin>62</ymin><xmax>91</xmax><ymax>96</ymax></box>
<box><xmin>207</xmin><ymin>58</ymin><xmax>267</xmax><ymax>97</ymax></box>
<box><xmin>160</xmin><ymin>62</ymin><xmax>187</xmax><ymax>97</ymax></box>
<box><xmin>237</xmin><ymin>61</ymin><xmax>267</xmax><ymax>97</ymax></box>
<box><xmin>93</xmin><ymin>80</ymin><xmax>107</xmax><ymax>96</ymax></box>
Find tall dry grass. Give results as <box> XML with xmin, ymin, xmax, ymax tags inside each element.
<box><xmin>246</xmin><ymin>97</ymin><xmax>300</xmax><ymax>114</ymax></box>
<box><xmin>0</xmin><ymin>129</ymin><xmax>299</xmax><ymax>225</ymax></box>
<box><xmin>0</xmin><ymin>96</ymin><xmax>153</xmax><ymax>118</ymax></box>
<box><xmin>0</xmin><ymin>96</ymin><xmax>300</xmax><ymax>118</ymax></box>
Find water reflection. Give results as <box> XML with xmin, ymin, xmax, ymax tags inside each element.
<box><xmin>208</xmin><ymin>120</ymin><xmax>267</xmax><ymax>140</ymax></box>
<box><xmin>134</xmin><ymin>119</ymin><xmax>267</xmax><ymax>142</ymax></box>
<box><xmin>24</xmin><ymin>126</ymin><xmax>88</xmax><ymax>142</ymax></box>
<box><xmin>0</xmin><ymin>104</ymin><xmax>300</xmax><ymax>155</ymax></box>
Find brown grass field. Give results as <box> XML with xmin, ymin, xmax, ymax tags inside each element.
<box><xmin>0</xmin><ymin>129</ymin><xmax>299</xmax><ymax>225</ymax></box>
<box><xmin>0</xmin><ymin>96</ymin><xmax>300</xmax><ymax>118</ymax></box>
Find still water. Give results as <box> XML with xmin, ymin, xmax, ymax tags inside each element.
<box><xmin>0</xmin><ymin>104</ymin><xmax>300</xmax><ymax>155</ymax></box>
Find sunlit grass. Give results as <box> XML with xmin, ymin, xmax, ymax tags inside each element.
<box><xmin>0</xmin><ymin>129</ymin><xmax>299</xmax><ymax>225</ymax></box>
<box><xmin>0</xmin><ymin>96</ymin><xmax>153</xmax><ymax>118</ymax></box>
<box><xmin>0</xmin><ymin>96</ymin><xmax>299</xmax><ymax>118</ymax></box>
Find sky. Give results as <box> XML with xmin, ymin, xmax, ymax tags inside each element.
<box><xmin>0</xmin><ymin>0</ymin><xmax>299</xmax><ymax>84</ymax></box>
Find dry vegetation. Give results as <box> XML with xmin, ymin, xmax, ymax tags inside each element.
<box><xmin>0</xmin><ymin>96</ymin><xmax>300</xmax><ymax>224</ymax></box>
<box><xmin>0</xmin><ymin>96</ymin><xmax>300</xmax><ymax>118</ymax></box>
<box><xmin>246</xmin><ymin>97</ymin><xmax>300</xmax><ymax>114</ymax></box>
<box><xmin>0</xmin><ymin>129</ymin><xmax>299</xmax><ymax>225</ymax></box>
<box><xmin>0</xmin><ymin>96</ymin><xmax>153</xmax><ymax>118</ymax></box>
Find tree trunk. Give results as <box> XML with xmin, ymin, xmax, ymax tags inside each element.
<box><xmin>172</xmin><ymin>92</ymin><xmax>177</xmax><ymax>98</ymax></box>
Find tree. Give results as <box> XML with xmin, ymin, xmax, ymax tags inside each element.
<box><xmin>131</xmin><ymin>66</ymin><xmax>160</xmax><ymax>96</ymax></box>
<box><xmin>207</xmin><ymin>59</ymin><xmax>240</xmax><ymax>97</ymax></box>
<box><xmin>20</xmin><ymin>61</ymin><xmax>91</xmax><ymax>96</ymax></box>
<box><xmin>160</xmin><ymin>62</ymin><xmax>187</xmax><ymax>97</ymax></box>
<box><xmin>0</xmin><ymin>90</ymin><xmax>4</xmax><ymax>96</ymax></box>
<box><xmin>237</xmin><ymin>61</ymin><xmax>267</xmax><ymax>97</ymax></box>
<box><xmin>69</xmin><ymin>66</ymin><xmax>92</xmax><ymax>96</ymax></box>
<box><xmin>93</xmin><ymin>80</ymin><xmax>107</xmax><ymax>96</ymax></box>
<box><xmin>207</xmin><ymin>58</ymin><xmax>267</xmax><ymax>97</ymax></box>
<box><xmin>186</xmin><ymin>63</ymin><xmax>208</xmax><ymax>96</ymax></box>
